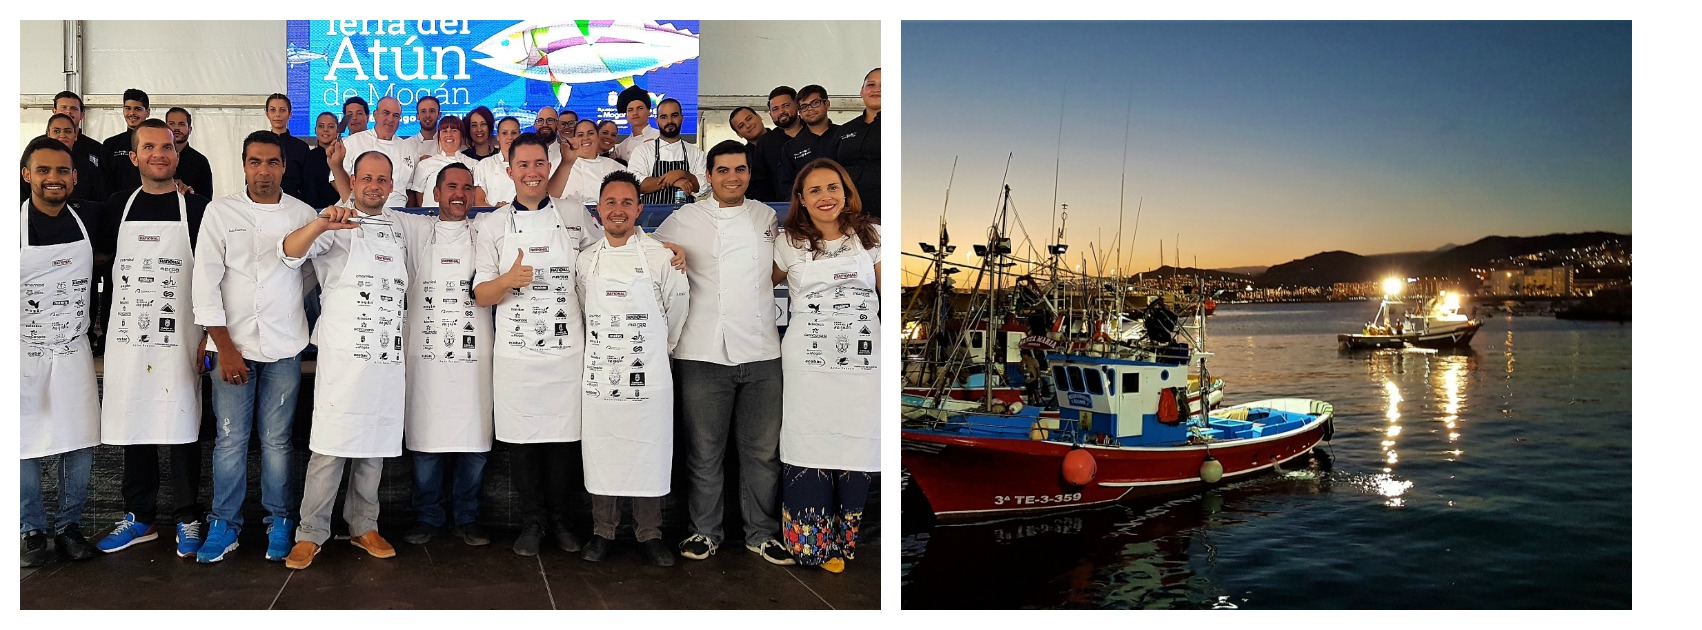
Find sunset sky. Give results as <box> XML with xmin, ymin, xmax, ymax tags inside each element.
<box><xmin>900</xmin><ymin>21</ymin><xmax>1631</xmax><ymax>283</ymax></box>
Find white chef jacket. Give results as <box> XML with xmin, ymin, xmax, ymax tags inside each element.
<box><xmin>411</xmin><ymin>152</ymin><xmax>475</xmax><ymax>207</ymax></box>
<box><xmin>611</xmin><ymin>125</ymin><xmax>660</xmax><ymax>163</ymax></box>
<box><xmin>559</xmin><ymin>156</ymin><xmax>623</xmax><ymax>204</ymax></box>
<box><xmin>191</xmin><ymin>191</ymin><xmax>320</xmax><ymax>361</ymax></box>
<box><xmin>471</xmin><ymin>197</ymin><xmax>604</xmax><ymax>288</ymax></box>
<box><xmin>624</xmin><ymin>138</ymin><xmax>707</xmax><ymax>197</ymax></box>
<box><xmin>652</xmin><ymin>198</ymin><xmax>781</xmax><ymax>365</ymax></box>
<box><xmin>575</xmin><ymin>231</ymin><xmax>692</xmax><ymax>354</ymax></box>
<box><xmin>342</xmin><ymin>129</ymin><xmax>416</xmax><ymax>208</ymax></box>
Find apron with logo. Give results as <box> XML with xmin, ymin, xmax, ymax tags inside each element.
<box><xmin>20</xmin><ymin>202</ymin><xmax>101</xmax><ymax>459</ymax></box>
<box><xmin>310</xmin><ymin>216</ymin><xmax>408</xmax><ymax>457</ymax></box>
<box><xmin>404</xmin><ymin>220</ymin><xmax>494</xmax><ymax>452</ymax></box>
<box><xmin>779</xmin><ymin>241</ymin><xmax>880</xmax><ymax>472</ymax></box>
<box><xmin>493</xmin><ymin>207</ymin><xmax>584</xmax><ymax>443</ymax></box>
<box><xmin>580</xmin><ymin>239</ymin><xmax>673</xmax><ymax>496</ymax></box>
<box><xmin>102</xmin><ymin>190</ymin><xmax>200</xmax><ymax>445</ymax></box>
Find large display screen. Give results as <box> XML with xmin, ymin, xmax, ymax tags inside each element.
<box><xmin>285</xmin><ymin>20</ymin><xmax>700</xmax><ymax>137</ymax></box>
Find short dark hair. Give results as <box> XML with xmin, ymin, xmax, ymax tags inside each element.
<box><xmin>434</xmin><ymin>162</ymin><xmax>473</xmax><ymax>189</ymax></box>
<box><xmin>729</xmin><ymin>106</ymin><xmax>758</xmax><ymax>125</ymax></box>
<box><xmin>599</xmin><ymin>170</ymin><xmax>640</xmax><ymax>199</ymax></box>
<box><xmin>166</xmin><ymin>107</ymin><xmax>192</xmax><ymax>126</ymax></box>
<box><xmin>21</xmin><ymin>135</ymin><xmax>72</xmax><ymax>170</ymax></box>
<box><xmin>131</xmin><ymin>118</ymin><xmax>173</xmax><ymax>150</ymax></box>
<box><xmin>123</xmin><ymin>88</ymin><xmax>150</xmax><ymax>109</ymax></box>
<box><xmin>352</xmin><ymin>150</ymin><xmax>393</xmax><ymax>175</ymax></box>
<box><xmin>437</xmin><ymin>114</ymin><xmax>465</xmax><ymax>139</ymax></box>
<box><xmin>497</xmin><ymin>116</ymin><xmax>522</xmax><ymax>132</ymax></box>
<box><xmin>53</xmin><ymin>91</ymin><xmax>83</xmax><ymax>109</ymax></box>
<box><xmin>241</xmin><ymin>130</ymin><xmax>284</xmax><ymax>161</ymax></box>
<box><xmin>560</xmin><ymin>110</ymin><xmax>579</xmax><ymax>123</ymax></box>
<box><xmin>573</xmin><ymin>118</ymin><xmax>598</xmax><ymax>134</ymax></box>
<box><xmin>416</xmin><ymin>94</ymin><xmax>439</xmax><ymax>107</ymax></box>
<box><xmin>768</xmin><ymin>86</ymin><xmax>797</xmax><ymax>104</ymax></box>
<box><xmin>507</xmin><ymin>131</ymin><xmax>549</xmax><ymax>162</ymax></box>
<box><xmin>343</xmin><ymin>96</ymin><xmax>369</xmax><ymax>115</ymax></box>
<box><xmin>266</xmin><ymin>93</ymin><xmax>291</xmax><ymax>110</ymax></box>
<box><xmin>705</xmin><ymin>140</ymin><xmax>748</xmax><ymax>172</ymax></box>
<box><xmin>46</xmin><ymin>113</ymin><xmax>75</xmax><ymax>130</ymax></box>
<box><xmin>465</xmin><ymin>106</ymin><xmax>494</xmax><ymax>133</ymax></box>
<box><xmin>656</xmin><ymin>98</ymin><xmax>682</xmax><ymax>113</ymax></box>
<box><xmin>797</xmin><ymin>84</ymin><xmax>828</xmax><ymax>103</ymax></box>
<box><xmin>316</xmin><ymin>111</ymin><xmax>339</xmax><ymax>125</ymax></box>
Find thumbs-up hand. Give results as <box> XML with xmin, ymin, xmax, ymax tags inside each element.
<box><xmin>503</xmin><ymin>248</ymin><xmax>535</xmax><ymax>289</ymax></box>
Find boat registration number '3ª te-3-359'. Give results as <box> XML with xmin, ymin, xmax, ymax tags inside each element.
<box><xmin>992</xmin><ymin>493</ymin><xmax>1084</xmax><ymax>506</ymax></box>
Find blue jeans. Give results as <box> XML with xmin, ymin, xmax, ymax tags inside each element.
<box><xmin>207</xmin><ymin>352</ymin><xmax>300</xmax><ymax>528</ymax></box>
<box><xmin>411</xmin><ymin>451</ymin><xmax>487</xmax><ymax>528</ymax></box>
<box><xmin>21</xmin><ymin>447</ymin><xmax>94</xmax><ymax>535</ymax></box>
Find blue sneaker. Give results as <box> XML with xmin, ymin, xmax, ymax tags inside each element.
<box><xmin>175</xmin><ymin>520</ymin><xmax>204</xmax><ymax>558</ymax></box>
<box><xmin>96</xmin><ymin>513</ymin><xmax>158</xmax><ymax>553</ymax></box>
<box><xmin>266</xmin><ymin>518</ymin><xmax>297</xmax><ymax>562</ymax></box>
<box><xmin>196</xmin><ymin>519</ymin><xmax>239</xmax><ymax>564</ymax></box>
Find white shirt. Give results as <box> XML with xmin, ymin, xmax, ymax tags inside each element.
<box><xmin>401</xmin><ymin>133</ymin><xmax>438</xmax><ymax>169</ymax></box>
<box><xmin>411</xmin><ymin>152</ymin><xmax>475</xmax><ymax>207</ymax></box>
<box><xmin>575</xmin><ymin>231</ymin><xmax>691</xmax><ymax>354</ymax></box>
<box><xmin>471</xmin><ymin>197</ymin><xmax>605</xmax><ymax>288</ymax></box>
<box><xmin>342</xmin><ymin>129</ymin><xmax>416</xmax><ymax>208</ymax></box>
<box><xmin>389</xmin><ymin>212</ymin><xmax>482</xmax><ymax>283</ymax></box>
<box><xmin>279</xmin><ymin>208</ymin><xmax>408</xmax><ymax>292</ymax></box>
<box><xmin>611</xmin><ymin>125</ymin><xmax>660</xmax><ymax>163</ymax></box>
<box><xmin>652</xmin><ymin>197</ymin><xmax>781</xmax><ymax>365</ymax></box>
<box><xmin>472</xmin><ymin>150</ymin><xmax>561</xmax><ymax>209</ymax></box>
<box><xmin>559</xmin><ymin>156</ymin><xmax>622</xmax><ymax>204</ymax></box>
<box><xmin>624</xmin><ymin>138</ymin><xmax>707</xmax><ymax>195</ymax></box>
<box><xmin>191</xmin><ymin>192</ymin><xmax>320</xmax><ymax>362</ymax></box>
<box><xmin>775</xmin><ymin>225</ymin><xmax>883</xmax><ymax>271</ymax></box>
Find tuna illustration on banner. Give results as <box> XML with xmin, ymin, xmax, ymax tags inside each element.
<box><xmin>287</xmin><ymin>44</ymin><xmax>328</xmax><ymax>66</ymax></box>
<box><xmin>470</xmin><ymin>21</ymin><xmax>700</xmax><ymax>107</ymax></box>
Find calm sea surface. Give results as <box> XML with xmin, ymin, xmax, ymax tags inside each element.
<box><xmin>900</xmin><ymin>301</ymin><xmax>1632</xmax><ymax>609</ymax></box>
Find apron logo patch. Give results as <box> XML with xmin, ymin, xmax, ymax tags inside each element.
<box><xmin>158</xmin><ymin>257</ymin><xmax>182</xmax><ymax>266</ymax></box>
<box><xmin>52</xmin><ymin>258</ymin><xmax>73</xmax><ymax>267</ymax></box>
<box><xmin>605</xmin><ymin>290</ymin><xmax>626</xmax><ymax>297</ymax></box>
<box><xmin>625</xmin><ymin>314</ymin><xmax>647</xmax><ymax>320</ymax></box>
<box><xmin>440</xmin><ymin>258</ymin><xmax>460</xmax><ymax>265</ymax></box>
<box><xmin>138</xmin><ymin>235</ymin><xmax>160</xmax><ymax>242</ymax></box>
<box><xmin>375</xmin><ymin>254</ymin><xmax>393</xmax><ymax>262</ymax></box>
<box><xmin>529</xmin><ymin>246</ymin><xmax>550</xmax><ymax>253</ymax></box>
<box><xmin>629</xmin><ymin>372</ymin><xmax>645</xmax><ymax>386</ymax></box>
<box><xmin>834</xmin><ymin>272</ymin><xmax>858</xmax><ymax>280</ymax></box>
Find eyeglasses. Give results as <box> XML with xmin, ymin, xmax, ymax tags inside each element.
<box><xmin>537</xmin><ymin>117</ymin><xmax>557</xmax><ymax>125</ymax></box>
<box><xmin>798</xmin><ymin>99</ymin><xmax>827</xmax><ymax>111</ymax></box>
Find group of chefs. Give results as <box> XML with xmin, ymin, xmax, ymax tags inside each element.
<box><xmin>20</xmin><ymin>71</ymin><xmax>882</xmax><ymax>575</ymax></box>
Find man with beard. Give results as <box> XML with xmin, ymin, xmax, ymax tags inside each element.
<box><xmin>534</xmin><ymin>106</ymin><xmax>563</xmax><ymax>165</ymax></box>
<box><xmin>340</xmin><ymin>96</ymin><xmax>415</xmax><ymax>208</ymax></box>
<box><xmin>776</xmin><ymin>85</ymin><xmax>841</xmax><ymax>201</ymax></box>
<box><xmin>624</xmin><ymin>98</ymin><xmax>705</xmax><ymax>205</ymax></box>
<box><xmin>92</xmin><ymin>118</ymin><xmax>211</xmax><ymax>558</ymax></box>
<box><xmin>103</xmin><ymin>88</ymin><xmax>151</xmax><ymax>196</ymax></box>
<box><xmin>575</xmin><ymin>170</ymin><xmax>689</xmax><ymax>567</ymax></box>
<box><xmin>729</xmin><ymin>106</ymin><xmax>776</xmax><ymax>202</ymax></box>
<box><xmin>610</xmin><ymin>85</ymin><xmax>659</xmax><ymax>163</ymax></box>
<box><xmin>265</xmin><ymin>93</ymin><xmax>311</xmax><ymax>201</ymax></box>
<box><xmin>190</xmin><ymin>131</ymin><xmax>320</xmax><ymax>564</ymax></box>
<box><xmin>547</xmin><ymin>119</ymin><xmax>623</xmax><ymax>203</ymax></box>
<box><xmin>757</xmin><ymin>86</ymin><xmax>805</xmax><ymax>200</ymax></box>
<box><xmin>342</xmin><ymin>96</ymin><xmax>370</xmax><ymax>136</ymax></box>
<box><xmin>391</xmin><ymin>164</ymin><xmax>495</xmax><ymax>547</ymax></box>
<box><xmin>20</xmin><ymin>137</ymin><xmax>102</xmax><ymax>567</ymax></box>
<box><xmin>165</xmin><ymin>108</ymin><xmax>214</xmax><ymax>199</ymax></box>
<box><xmin>835</xmin><ymin>68</ymin><xmax>882</xmax><ymax>220</ymax></box>
<box><xmin>279</xmin><ymin>151</ymin><xmax>410</xmax><ymax>569</ymax></box>
<box><xmin>652</xmin><ymin>141</ymin><xmax>794</xmax><ymax>566</ymax></box>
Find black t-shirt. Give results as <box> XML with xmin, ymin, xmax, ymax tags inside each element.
<box><xmin>743</xmin><ymin>129</ymin><xmax>778</xmax><ymax>203</ymax></box>
<box><xmin>177</xmin><ymin>145</ymin><xmax>215</xmax><ymax>200</ymax></box>
<box><xmin>96</xmin><ymin>189</ymin><xmax>210</xmax><ymax>255</ymax></box>
<box><xmin>777</xmin><ymin>122</ymin><xmax>841</xmax><ymax>201</ymax></box>
<box><xmin>19</xmin><ymin>144</ymin><xmax>105</xmax><ymax>204</ymax></box>
<box><xmin>835</xmin><ymin>112</ymin><xmax>880</xmax><ymax>219</ymax></box>
<box><xmin>102</xmin><ymin>129</ymin><xmax>143</xmax><ymax>197</ymax></box>
<box><xmin>755</xmin><ymin>127</ymin><xmax>799</xmax><ymax>200</ymax></box>
<box><xmin>301</xmin><ymin>146</ymin><xmax>341</xmax><ymax>210</ymax></box>
<box><xmin>277</xmin><ymin>132</ymin><xmax>310</xmax><ymax>201</ymax></box>
<box><xmin>24</xmin><ymin>200</ymin><xmax>102</xmax><ymax>247</ymax></box>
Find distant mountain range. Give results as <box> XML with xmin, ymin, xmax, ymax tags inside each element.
<box><xmin>1246</xmin><ymin>232</ymin><xmax>1629</xmax><ymax>287</ymax></box>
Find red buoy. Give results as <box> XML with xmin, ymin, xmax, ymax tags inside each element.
<box><xmin>1062</xmin><ymin>448</ymin><xmax>1097</xmax><ymax>486</ymax></box>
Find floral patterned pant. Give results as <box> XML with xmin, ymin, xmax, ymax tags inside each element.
<box><xmin>780</xmin><ymin>465</ymin><xmax>872</xmax><ymax>566</ymax></box>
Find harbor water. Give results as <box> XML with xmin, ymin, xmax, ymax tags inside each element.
<box><xmin>900</xmin><ymin>301</ymin><xmax>1632</xmax><ymax>609</ymax></box>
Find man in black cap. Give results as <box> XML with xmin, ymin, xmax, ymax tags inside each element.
<box><xmin>102</xmin><ymin>88</ymin><xmax>151</xmax><ymax>195</ymax></box>
<box><xmin>610</xmin><ymin>85</ymin><xmax>659</xmax><ymax>163</ymax></box>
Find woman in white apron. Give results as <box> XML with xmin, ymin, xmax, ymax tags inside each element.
<box><xmin>772</xmin><ymin>159</ymin><xmax>881</xmax><ymax>573</ymax></box>
<box><xmin>20</xmin><ymin>187</ymin><xmax>102</xmax><ymax>562</ymax></box>
<box><xmin>98</xmin><ymin>186</ymin><xmax>206</xmax><ymax>554</ymax></box>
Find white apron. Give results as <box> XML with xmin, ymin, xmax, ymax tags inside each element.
<box><xmin>404</xmin><ymin>220</ymin><xmax>494</xmax><ymax>452</ymax></box>
<box><xmin>101</xmin><ymin>190</ymin><xmax>201</xmax><ymax>445</ymax></box>
<box><xmin>20</xmin><ymin>202</ymin><xmax>101</xmax><ymax>459</ymax></box>
<box><xmin>493</xmin><ymin>207</ymin><xmax>584</xmax><ymax>443</ymax></box>
<box><xmin>580</xmin><ymin>240</ymin><xmax>673</xmax><ymax>496</ymax></box>
<box><xmin>309</xmin><ymin>217</ymin><xmax>409</xmax><ymax>458</ymax></box>
<box><xmin>779</xmin><ymin>245</ymin><xmax>880</xmax><ymax>472</ymax></box>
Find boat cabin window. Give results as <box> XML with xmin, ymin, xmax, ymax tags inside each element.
<box><xmin>1066</xmin><ymin>366</ymin><xmax>1085</xmax><ymax>394</ymax></box>
<box><xmin>1084</xmin><ymin>369</ymin><xmax>1104</xmax><ymax>395</ymax></box>
<box><xmin>1105</xmin><ymin>369</ymin><xmax>1117</xmax><ymax>395</ymax></box>
<box><xmin>969</xmin><ymin>332</ymin><xmax>983</xmax><ymax>349</ymax></box>
<box><xmin>1052</xmin><ymin>365</ymin><xmax>1068</xmax><ymax>391</ymax></box>
<box><xmin>1123</xmin><ymin>372</ymin><xmax>1139</xmax><ymax>394</ymax></box>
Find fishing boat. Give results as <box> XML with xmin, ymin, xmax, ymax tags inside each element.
<box><xmin>1338</xmin><ymin>279</ymin><xmax>1483</xmax><ymax>349</ymax></box>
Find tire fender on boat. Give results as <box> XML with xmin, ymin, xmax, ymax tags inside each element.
<box><xmin>1062</xmin><ymin>448</ymin><xmax>1097</xmax><ymax>487</ymax></box>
